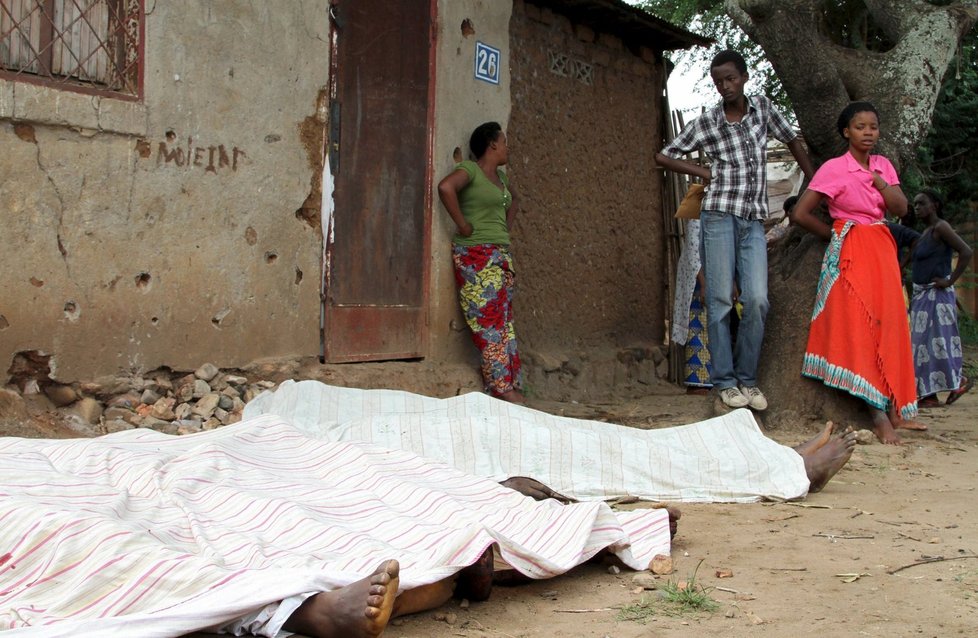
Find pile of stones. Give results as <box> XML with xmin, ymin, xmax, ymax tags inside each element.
<box><xmin>35</xmin><ymin>363</ymin><xmax>277</xmax><ymax>436</ymax></box>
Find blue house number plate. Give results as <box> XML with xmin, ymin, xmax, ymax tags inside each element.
<box><xmin>475</xmin><ymin>41</ymin><xmax>500</xmax><ymax>84</ymax></box>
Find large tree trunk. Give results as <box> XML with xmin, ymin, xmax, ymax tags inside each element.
<box><xmin>723</xmin><ymin>0</ymin><xmax>978</xmax><ymax>425</ymax></box>
<box><xmin>727</xmin><ymin>0</ymin><xmax>977</xmax><ymax>165</ymax></box>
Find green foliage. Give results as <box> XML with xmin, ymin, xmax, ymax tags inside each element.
<box><xmin>617</xmin><ymin>560</ymin><xmax>720</xmax><ymax>622</ymax></box>
<box><xmin>636</xmin><ymin>1</ymin><xmax>978</xmax><ymax>224</ymax></box>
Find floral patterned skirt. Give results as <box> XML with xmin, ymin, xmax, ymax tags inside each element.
<box><xmin>452</xmin><ymin>243</ymin><xmax>522</xmax><ymax>396</ymax></box>
<box><xmin>910</xmin><ymin>284</ymin><xmax>964</xmax><ymax>397</ymax></box>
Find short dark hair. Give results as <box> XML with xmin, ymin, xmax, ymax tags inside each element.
<box><xmin>836</xmin><ymin>102</ymin><xmax>879</xmax><ymax>138</ymax></box>
<box><xmin>469</xmin><ymin>122</ymin><xmax>502</xmax><ymax>159</ymax></box>
<box><xmin>783</xmin><ymin>195</ymin><xmax>799</xmax><ymax>212</ymax></box>
<box><xmin>710</xmin><ymin>49</ymin><xmax>747</xmax><ymax>74</ymax></box>
<box><xmin>917</xmin><ymin>188</ymin><xmax>945</xmax><ymax>218</ymax></box>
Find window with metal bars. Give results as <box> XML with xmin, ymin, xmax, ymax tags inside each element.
<box><xmin>0</xmin><ymin>0</ymin><xmax>143</xmax><ymax>100</ymax></box>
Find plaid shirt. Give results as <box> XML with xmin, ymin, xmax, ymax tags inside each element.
<box><xmin>662</xmin><ymin>95</ymin><xmax>797</xmax><ymax>221</ymax></box>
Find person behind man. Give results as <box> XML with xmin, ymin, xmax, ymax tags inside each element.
<box><xmin>655</xmin><ymin>49</ymin><xmax>815</xmax><ymax>411</ymax></box>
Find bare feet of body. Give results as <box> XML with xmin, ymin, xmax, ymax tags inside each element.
<box><xmin>495</xmin><ymin>389</ymin><xmax>526</xmax><ymax>404</ymax></box>
<box><xmin>793</xmin><ymin>421</ymin><xmax>834</xmax><ymax>457</ymax></box>
<box><xmin>456</xmin><ymin>547</ymin><xmax>494</xmax><ymax>602</ymax></box>
<box><xmin>283</xmin><ymin>559</ymin><xmax>399</xmax><ymax>638</ymax></box>
<box><xmin>870</xmin><ymin>407</ymin><xmax>901</xmax><ymax>444</ymax></box>
<box><xmin>888</xmin><ymin>407</ymin><xmax>927</xmax><ymax>431</ymax></box>
<box><xmin>800</xmin><ymin>426</ymin><xmax>857</xmax><ymax>492</ymax></box>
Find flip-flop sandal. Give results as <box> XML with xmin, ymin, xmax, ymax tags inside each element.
<box><xmin>917</xmin><ymin>396</ymin><xmax>942</xmax><ymax>409</ymax></box>
<box><xmin>946</xmin><ymin>376</ymin><xmax>974</xmax><ymax>405</ymax></box>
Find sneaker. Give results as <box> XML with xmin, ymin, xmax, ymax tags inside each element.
<box><xmin>719</xmin><ymin>386</ymin><xmax>749</xmax><ymax>409</ymax></box>
<box><xmin>740</xmin><ymin>385</ymin><xmax>768</xmax><ymax>411</ymax></box>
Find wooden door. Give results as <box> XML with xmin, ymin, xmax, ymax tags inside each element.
<box><xmin>323</xmin><ymin>0</ymin><xmax>434</xmax><ymax>362</ymax></box>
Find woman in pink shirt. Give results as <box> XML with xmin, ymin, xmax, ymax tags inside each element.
<box><xmin>790</xmin><ymin>102</ymin><xmax>922</xmax><ymax>445</ymax></box>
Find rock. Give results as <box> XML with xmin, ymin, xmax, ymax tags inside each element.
<box><xmin>855</xmin><ymin>429</ymin><xmax>876</xmax><ymax>445</ymax></box>
<box><xmin>255</xmin><ymin>381</ymin><xmax>276</xmax><ymax>390</ymax></box>
<box><xmin>214</xmin><ymin>407</ymin><xmax>229</xmax><ymax>423</ymax></box>
<box><xmin>174</xmin><ymin>402</ymin><xmax>194</xmax><ymax>420</ymax></box>
<box><xmin>73</xmin><ymin>397</ymin><xmax>103</xmax><ymax>425</ymax></box>
<box><xmin>607</xmin><ymin>565</ymin><xmax>621</xmax><ymax>575</ymax></box>
<box><xmin>44</xmin><ymin>383</ymin><xmax>79</xmax><ymax>407</ymax></box>
<box><xmin>649</xmin><ymin>554</ymin><xmax>673</xmax><ymax>575</ymax></box>
<box><xmin>22</xmin><ymin>379</ymin><xmax>40</xmax><ymax>395</ymax></box>
<box><xmin>725</xmin><ymin>609</ymin><xmax>736</xmax><ymax>618</ymax></box>
<box><xmin>203</xmin><ymin>417</ymin><xmax>223</xmax><ymax>430</ymax></box>
<box><xmin>192</xmin><ymin>379</ymin><xmax>211</xmax><ymax>399</ymax></box>
<box><xmin>444</xmin><ymin>612</ymin><xmax>457</xmax><ymax>625</ymax></box>
<box><xmin>218</xmin><ymin>394</ymin><xmax>234</xmax><ymax>411</ymax></box>
<box><xmin>655</xmin><ymin>358</ymin><xmax>669</xmax><ymax>379</ymax></box>
<box><xmin>104</xmin><ymin>418</ymin><xmax>134</xmax><ymax>433</ymax></box>
<box><xmin>631</xmin><ymin>572</ymin><xmax>658</xmax><ymax>590</ymax></box>
<box><xmin>176</xmin><ymin>383</ymin><xmax>195</xmax><ymax>403</ymax></box>
<box><xmin>153</xmin><ymin>375</ymin><xmax>174</xmax><ymax>392</ymax></box>
<box><xmin>176</xmin><ymin>373</ymin><xmax>196</xmax><ymax>387</ymax></box>
<box><xmin>224</xmin><ymin>374</ymin><xmax>248</xmax><ymax>386</ymax></box>
<box><xmin>108</xmin><ymin>392</ymin><xmax>141</xmax><ymax>409</ymax></box>
<box><xmin>232</xmin><ymin>397</ymin><xmax>246</xmax><ymax>411</ymax></box>
<box><xmin>650</xmin><ymin>345</ymin><xmax>666</xmax><ymax>365</ymax></box>
<box><xmin>195</xmin><ymin>363</ymin><xmax>220</xmax><ymax>381</ymax></box>
<box><xmin>0</xmin><ymin>388</ymin><xmax>29</xmax><ymax>421</ymax></box>
<box><xmin>226</xmin><ymin>410</ymin><xmax>242</xmax><ymax>425</ymax></box>
<box><xmin>140</xmin><ymin>388</ymin><xmax>161</xmax><ymax>405</ymax></box>
<box><xmin>177</xmin><ymin>423</ymin><xmax>202</xmax><ymax>436</ymax></box>
<box><xmin>151</xmin><ymin>397</ymin><xmax>177</xmax><ymax>421</ymax></box>
<box><xmin>104</xmin><ymin>406</ymin><xmax>138</xmax><ymax>424</ymax></box>
<box><xmin>141</xmin><ymin>416</ymin><xmax>172</xmax><ymax>430</ymax></box>
<box><xmin>715</xmin><ymin>568</ymin><xmax>734</xmax><ymax>579</ymax></box>
<box><xmin>458</xmin><ymin>599</ymin><xmax>470</xmax><ymax>609</ymax></box>
<box><xmin>193</xmin><ymin>393</ymin><xmax>221</xmax><ymax>418</ymax></box>
<box><xmin>243</xmin><ymin>387</ymin><xmax>261</xmax><ymax>402</ymax></box>
<box><xmin>221</xmin><ymin>385</ymin><xmax>241</xmax><ymax>398</ymax></box>
<box><xmin>64</xmin><ymin>414</ymin><xmax>98</xmax><ymax>436</ymax></box>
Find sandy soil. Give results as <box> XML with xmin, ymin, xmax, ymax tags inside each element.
<box><xmin>386</xmin><ymin>386</ymin><xmax>978</xmax><ymax>638</ymax></box>
<box><xmin>5</xmin><ymin>355</ymin><xmax>976</xmax><ymax>638</ymax></box>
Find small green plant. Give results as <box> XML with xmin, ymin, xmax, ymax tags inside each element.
<box><xmin>617</xmin><ymin>560</ymin><xmax>720</xmax><ymax>623</ymax></box>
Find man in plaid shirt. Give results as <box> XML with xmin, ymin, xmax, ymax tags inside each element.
<box><xmin>656</xmin><ymin>49</ymin><xmax>814</xmax><ymax>412</ymax></box>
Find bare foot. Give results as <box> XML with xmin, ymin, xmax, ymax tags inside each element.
<box><xmin>499</xmin><ymin>476</ymin><xmax>577</xmax><ymax>503</ymax></box>
<box><xmin>870</xmin><ymin>407</ymin><xmax>901</xmax><ymax>445</ymax></box>
<box><xmin>888</xmin><ymin>407</ymin><xmax>927</xmax><ymax>431</ymax></box>
<box><xmin>665</xmin><ymin>505</ymin><xmax>681</xmax><ymax>539</ymax></box>
<box><xmin>802</xmin><ymin>427</ymin><xmax>857</xmax><ymax>492</ymax></box>
<box><xmin>283</xmin><ymin>559</ymin><xmax>399</xmax><ymax>638</ymax></box>
<box><xmin>495</xmin><ymin>389</ymin><xmax>526</xmax><ymax>404</ymax></box>
<box><xmin>793</xmin><ymin>421</ymin><xmax>834</xmax><ymax>457</ymax></box>
<box><xmin>456</xmin><ymin>547</ymin><xmax>494</xmax><ymax>602</ymax></box>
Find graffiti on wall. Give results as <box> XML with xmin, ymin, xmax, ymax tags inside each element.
<box><xmin>149</xmin><ymin>131</ymin><xmax>247</xmax><ymax>173</ymax></box>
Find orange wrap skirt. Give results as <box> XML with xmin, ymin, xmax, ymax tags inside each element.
<box><xmin>801</xmin><ymin>220</ymin><xmax>918</xmax><ymax>419</ymax></box>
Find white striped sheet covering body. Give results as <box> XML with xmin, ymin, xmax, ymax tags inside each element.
<box><xmin>0</xmin><ymin>416</ymin><xmax>669</xmax><ymax>636</ymax></box>
<box><xmin>245</xmin><ymin>381</ymin><xmax>811</xmax><ymax>503</ymax></box>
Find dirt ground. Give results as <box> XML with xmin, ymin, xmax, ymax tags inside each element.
<box><xmin>385</xmin><ymin>381</ymin><xmax>978</xmax><ymax>638</ymax></box>
<box><xmin>5</xmin><ymin>353</ymin><xmax>977</xmax><ymax>638</ymax></box>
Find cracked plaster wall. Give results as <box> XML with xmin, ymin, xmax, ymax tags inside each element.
<box><xmin>0</xmin><ymin>1</ymin><xmax>330</xmax><ymax>381</ymax></box>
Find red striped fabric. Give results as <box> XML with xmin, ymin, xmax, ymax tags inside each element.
<box><xmin>0</xmin><ymin>416</ymin><xmax>669</xmax><ymax>636</ymax></box>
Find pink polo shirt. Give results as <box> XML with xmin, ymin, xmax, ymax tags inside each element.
<box><xmin>808</xmin><ymin>151</ymin><xmax>900</xmax><ymax>225</ymax></box>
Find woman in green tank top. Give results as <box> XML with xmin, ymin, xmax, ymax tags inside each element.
<box><xmin>438</xmin><ymin>122</ymin><xmax>524</xmax><ymax>403</ymax></box>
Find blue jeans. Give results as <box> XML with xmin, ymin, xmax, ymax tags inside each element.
<box><xmin>699</xmin><ymin>210</ymin><xmax>770</xmax><ymax>389</ymax></box>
